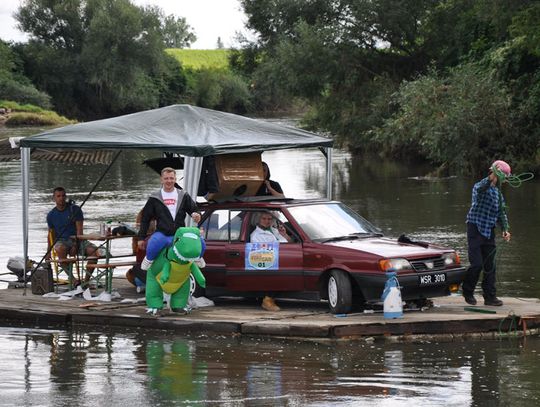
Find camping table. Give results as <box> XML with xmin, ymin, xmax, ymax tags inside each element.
<box><xmin>75</xmin><ymin>233</ymin><xmax>137</xmax><ymax>293</ymax></box>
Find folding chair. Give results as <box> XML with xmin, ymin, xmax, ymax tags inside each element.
<box><xmin>48</xmin><ymin>230</ymin><xmax>81</xmax><ymax>291</ymax></box>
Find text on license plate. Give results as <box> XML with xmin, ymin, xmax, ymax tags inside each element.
<box><xmin>419</xmin><ymin>273</ymin><xmax>446</xmax><ymax>285</ymax></box>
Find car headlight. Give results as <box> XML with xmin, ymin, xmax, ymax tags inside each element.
<box><xmin>379</xmin><ymin>258</ymin><xmax>413</xmax><ymax>272</ymax></box>
<box><xmin>442</xmin><ymin>252</ymin><xmax>460</xmax><ymax>266</ymax></box>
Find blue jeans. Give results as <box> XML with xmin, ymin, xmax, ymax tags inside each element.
<box><xmin>145</xmin><ymin>231</ymin><xmax>206</xmax><ymax>260</ymax></box>
<box><xmin>145</xmin><ymin>232</ymin><xmax>174</xmax><ymax>261</ymax></box>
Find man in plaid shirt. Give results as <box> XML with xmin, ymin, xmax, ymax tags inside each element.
<box><xmin>462</xmin><ymin>160</ymin><xmax>512</xmax><ymax>306</ymax></box>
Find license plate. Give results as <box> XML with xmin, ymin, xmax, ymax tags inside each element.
<box><xmin>419</xmin><ymin>273</ymin><xmax>446</xmax><ymax>285</ymax></box>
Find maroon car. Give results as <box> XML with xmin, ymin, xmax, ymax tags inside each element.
<box><xmin>197</xmin><ymin>198</ymin><xmax>465</xmax><ymax>314</ymax></box>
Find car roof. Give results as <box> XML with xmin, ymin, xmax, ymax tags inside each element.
<box><xmin>198</xmin><ymin>197</ymin><xmax>338</xmax><ymax>210</ymax></box>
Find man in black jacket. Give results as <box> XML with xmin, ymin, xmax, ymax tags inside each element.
<box><xmin>138</xmin><ymin>167</ymin><xmax>201</xmax><ymax>270</ymax></box>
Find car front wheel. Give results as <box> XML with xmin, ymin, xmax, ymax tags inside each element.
<box><xmin>327</xmin><ymin>270</ymin><xmax>352</xmax><ymax>314</ymax></box>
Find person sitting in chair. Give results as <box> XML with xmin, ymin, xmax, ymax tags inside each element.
<box><xmin>45</xmin><ymin>187</ymin><xmax>99</xmax><ymax>282</ymax></box>
<box><xmin>250</xmin><ymin>211</ymin><xmax>291</xmax><ymax>311</ymax></box>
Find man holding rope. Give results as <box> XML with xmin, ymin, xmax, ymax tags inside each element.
<box><xmin>462</xmin><ymin>160</ymin><xmax>512</xmax><ymax>307</ymax></box>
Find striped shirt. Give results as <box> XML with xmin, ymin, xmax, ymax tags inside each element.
<box><xmin>466</xmin><ymin>177</ymin><xmax>509</xmax><ymax>238</ymax></box>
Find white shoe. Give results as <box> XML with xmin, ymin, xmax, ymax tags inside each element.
<box><xmin>141</xmin><ymin>257</ymin><xmax>153</xmax><ymax>271</ymax></box>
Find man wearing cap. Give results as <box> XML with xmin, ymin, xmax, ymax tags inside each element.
<box><xmin>462</xmin><ymin>160</ymin><xmax>512</xmax><ymax>307</ymax></box>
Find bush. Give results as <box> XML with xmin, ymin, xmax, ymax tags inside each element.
<box><xmin>5</xmin><ymin>111</ymin><xmax>76</xmax><ymax>126</ymax></box>
<box><xmin>0</xmin><ymin>77</ymin><xmax>51</xmax><ymax>109</ymax></box>
<box><xmin>185</xmin><ymin>68</ymin><xmax>252</xmax><ymax>113</ymax></box>
<box><xmin>374</xmin><ymin>64</ymin><xmax>517</xmax><ymax>174</ymax></box>
<box><xmin>0</xmin><ymin>100</ymin><xmax>45</xmax><ymax>113</ymax></box>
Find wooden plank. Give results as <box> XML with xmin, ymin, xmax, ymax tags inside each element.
<box><xmin>86</xmin><ymin>261</ymin><xmax>137</xmax><ymax>270</ymax></box>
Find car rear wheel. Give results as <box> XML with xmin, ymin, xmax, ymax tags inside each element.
<box><xmin>327</xmin><ymin>270</ymin><xmax>352</xmax><ymax>314</ymax></box>
<box><xmin>189</xmin><ymin>275</ymin><xmax>206</xmax><ymax>297</ymax></box>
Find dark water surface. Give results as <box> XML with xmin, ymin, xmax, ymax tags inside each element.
<box><xmin>1</xmin><ymin>126</ymin><xmax>539</xmax><ymax>406</ymax></box>
<box><xmin>1</xmin><ymin>327</ymin><xmax>540</xmax><ymax>407</ymax></box>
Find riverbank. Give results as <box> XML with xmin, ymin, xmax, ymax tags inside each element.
<box><xmin>0</xmin><ymin>100</ymin><xmax>76</xmax><ymax>126</ymax></box>
<box><xmin>1</xmin><ymin>279</ymin><xmax>539</xmax><ymax>341</ymax></box>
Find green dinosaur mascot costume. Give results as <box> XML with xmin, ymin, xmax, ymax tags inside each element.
<box><xmin>146</xmin><ymin>227</ymin><xmax>206</xmax><ymax>315</ymax></box>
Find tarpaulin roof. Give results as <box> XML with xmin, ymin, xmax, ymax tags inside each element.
<box><xmin>19</xmin><ymin>104</ymin><xmax>332</xmax><ymax>156</ymax></box>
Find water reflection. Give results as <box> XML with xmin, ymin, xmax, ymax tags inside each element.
<box><xmin>1</xmin><ymin>327</ymin><xmax>540</xmax><ymax>405</ymax></box>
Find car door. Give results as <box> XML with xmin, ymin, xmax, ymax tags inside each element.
<box><xmin>225</xmin><ymin>210</ymin><xmax>304</xmax><ymax>292</ymax></box>
<box><xmin>199</xmin><ymin>208</ymin><xmax>236</xmax><ymax>288</ymax></box>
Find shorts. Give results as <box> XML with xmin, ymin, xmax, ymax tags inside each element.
<box><xmin>54</xmin><ymin>238</ymin><xmax>96</xmax><ymax>255</ymax></box>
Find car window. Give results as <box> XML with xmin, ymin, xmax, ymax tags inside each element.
<box><xmin>287</xmin><ymin>203</ymin><xmax>380</xmax><ymax>241</ymax></box>
<box><xmin>203</xmin><ymin>210</ymin><xmax>243</xmax><ymax>241</ymax></box>
<box><xmin>248</xmin><ymin>210</ymin><xmax>297</xmax><ymax>243</ymax></box>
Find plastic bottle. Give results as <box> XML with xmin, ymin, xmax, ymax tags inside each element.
<box><xmin>381</xmin><ymin>269</ymin><xmax>403</xmax><ymax>319</ymax></box>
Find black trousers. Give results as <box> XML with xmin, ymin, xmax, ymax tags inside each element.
<box><xmin>462</xmin><ymin>223</ymin><xmax>498</xmax><ymax>299</ymax></box>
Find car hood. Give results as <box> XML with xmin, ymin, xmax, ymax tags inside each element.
<box><xmin>326</xmin><ymin>237</ymin><xmax>447</xmax><ymax>258</ymax></box>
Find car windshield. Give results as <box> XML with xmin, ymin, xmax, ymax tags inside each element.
<box><xmin>287</xmin><ymin>202</ymin><xmax>382</xmax><ymax>242</ymax></box>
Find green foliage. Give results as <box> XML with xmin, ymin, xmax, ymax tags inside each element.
<box><xmin>161</xmin><ymin>14</ymin><xmax>196</xmax><ymax>48</ymax></box>
<box><xmin>5</xmin><ymin>111</ymin><xmax>76</xmax><ymax>126</ymax></box>
<box><xmin>184</xmin><ymin>68</ymin><xmax>251</xmax><ymax>113</ymax></box>
<box><xmin>0</xmin><ymin>76</ymin><xmax>52</xmax><ymax>109</ymax></box>
<box><xmin>0</xmin><ymin>100</ymin><xmax>76</xmax><ymax>125</ymax></box>
<box><xmin>15</xmin><ymin>0</ymin><xmax>188</xmax><ymax>120</ymax></box>
<box><xmin>0</xmin><ymin>40</ymin><xmax>52</xmax><ymax>109</ymax></box>
<box><xmin>375</xmin><ymin>64</ymin><xmax>516</xmax><ymax>174</ymax></box>
<box><xmin>166</xmin><ymin>49</ymin><xmax>230</xmax><ymax>70</ymax></box>
<box><xmin>238</xmin><ymin>0</ymin><xmax>540</xmax><ymax>174</ymax></box>
<box><xmin>0</xmin><ymin>100</ymin><xmax>46</xmax><ymax>112</ymax></box>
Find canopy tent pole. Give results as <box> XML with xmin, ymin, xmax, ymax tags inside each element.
<box><xmin>21</xmin><ymin>147</ymin><xmax>30</xmax><ymax>295</ymax></box>
<box><xmin>325</xmin><ymin>147</ymin><xmax>333</xmax><ymax>199</ymax></box>
<box><xmin>183</xmin><ymin>156</ymin><xmax>203</xmax><ymax>226</ymax></box>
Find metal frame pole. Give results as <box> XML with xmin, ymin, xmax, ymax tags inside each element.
<box><xmin>183</xmin><ymin>156</ymin><xmax>203</xmax><ymax>226</ymax></box>
<box><xmin>326</xmin><ymin>147</ymin><xmax>333</xmax><ymax>199</ymax></box>
<box><xmin>21</xmin><ymin>147</ymin><xmax>30</xmax><ymax>290</ymax></box>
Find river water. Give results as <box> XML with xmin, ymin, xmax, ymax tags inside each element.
<box><xmin>1</xmin><ymin>125</ymin><xmax>539</xmax><ymax>406</ymax></box>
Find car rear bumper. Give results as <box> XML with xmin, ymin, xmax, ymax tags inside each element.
<box><xmin>351</xmin><ymin>267</ymin><xmax>467</xmax><ymax>302</ymax></box>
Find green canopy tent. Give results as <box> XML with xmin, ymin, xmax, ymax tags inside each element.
<box><xmin>16</xmin><ymin>104</ymin><xmax>333</xmax><ymax>279</ymax></box>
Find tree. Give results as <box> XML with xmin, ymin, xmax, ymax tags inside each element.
<box><xmin>216</xmin><ymin>37</ymin><xmax>224</xmax><ymax>49</ymax></box>
<box><xmin>161</xmin><ymin>14</ymin><xmax>196</xmax><ymax>48</ymax></box>
<box><xmin>15</xmin><ymin>0</ymin><xmax>188</xmax><ymax>119</ymax></box>
<box><xmin>0</xmin><ymin>40</ymin><xmax>51</xmax><ymax>108</ymax></box>
<box><xmin>238</xmin><ymin>0</ymin><xmax>539</xmax><ymax>173</ymax></box>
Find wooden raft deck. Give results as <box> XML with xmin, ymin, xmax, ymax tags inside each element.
<box><xmin>1</xmin><ymin>280</ymin><xmax>539</xmax><ymax>340</ymax></box>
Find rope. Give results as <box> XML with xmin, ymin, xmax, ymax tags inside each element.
<box><xmin>498</xmin><ymin>311</ymin><xmax>519</xmax><ymax>336</ymax></box>
<box><xmin>491</xmin><ymin>165</ymin><xmax>535</xmax><ymax>188</ymax></box>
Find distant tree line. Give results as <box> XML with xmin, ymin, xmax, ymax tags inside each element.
<box><xmin>231</xmin><ymin>0</ymin><xmax>540</xmax><ymax>174</ymax></box>
<box><xmin>0</xmin><ymin>0</ymin><xmax>198</xmax><ymax>120</ymax></box>
<box><xmin>2</xmin><ymin>0</ymin><xmax>539</xmax><ymax>174</ymax></box>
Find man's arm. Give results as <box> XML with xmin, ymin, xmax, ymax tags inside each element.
<box><xmin>138</xmin><ymin>200</ymin><xmax>153</xmax><ymax>239</ymax></box>
<box><xmin>182</xmin><ymin>193</ymin><xmax>201</xmax><ymax>223</ymax></box>
<box><xmin>75</xmin><ymin>220</ymin><xmax>84</xmax><ymax>236</ymax></box>
<box><xmin>476</xmin><ymin>177</ymin><xmax>492</xmax><ymax>193</ymax></box>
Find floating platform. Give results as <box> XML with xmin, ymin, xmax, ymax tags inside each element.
<box><xmin>1</xmin><ymin>280</ymin><xmax>539</xmax><ymax>341</ymax></box>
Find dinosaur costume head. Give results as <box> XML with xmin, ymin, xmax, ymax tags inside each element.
<box><xmin>169</xmin><ymin>227</ymin><xmax>203</xmax><ymax>264</ymax></box>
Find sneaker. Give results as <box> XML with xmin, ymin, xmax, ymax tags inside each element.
<box><xmin>484</xmin><ymin>297</ymin><xmax>503</xmax><ymax>306</ymax></box>
<box><xmin>262</xmin><ymin>296</ymin><xmax>280</xmax><ymax>312</ymax></box>
<box><xmin>141</xmin><ymin>257</ymin><xmax>153</xmax><ymax>271</ymax></box>
<box><xmin>463</xmin><ymin>293</ymin><xmax>477</xmax><ymax>305</ymax></box>
<box><xmin>136</xmin><ymin>285</ymin><xmax>146</xmax><ymax>294</ymax></box>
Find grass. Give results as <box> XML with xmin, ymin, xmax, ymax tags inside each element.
<box><xmin>0</xmin><ymin>100</ymin><xmax>76</xmax><ymax>126</ymax></box>
<box><xmin>166</xmin><ymin>49</ymin><xmax>230</xmax><ymax>70</ymax></box>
